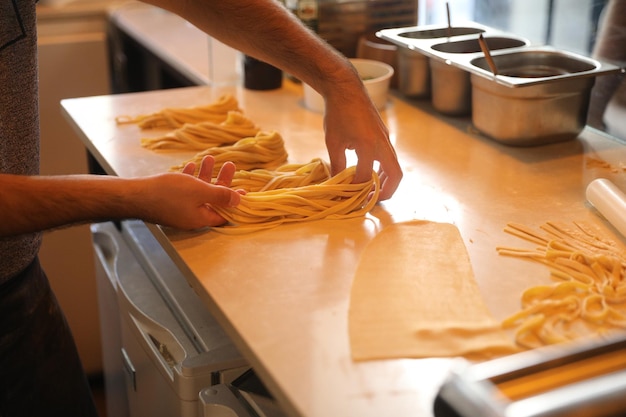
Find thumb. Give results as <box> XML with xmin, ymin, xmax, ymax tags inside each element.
<box><xmin>202</xmin><ymin>184</ymin><xmax>241</xmax><ymax>207</ymax></box>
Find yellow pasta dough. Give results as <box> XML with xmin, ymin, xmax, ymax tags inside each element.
<box><xmin>115</xmin><ymin>94</ymin><xmax>240</xmax><ymax>129</ymax></box>
<box><xmin>140</xmin><ymin>111</ymin><xmax>260</xmax><ymax>151</ymax></box>
<box><xmin>230</xmin><ymin>158</ymin><xmax>330</xmax><ymax>192</ymax></box>
<box><xmin>212</xmin><ymin>165</ymin><xmax>379</xmax><ymax>234</ymax></box>
<box><xmin>349</xmin><ymin>221</ymin><xmax>518</xmax><ymax>361</ymax></box>
<box><xmin>170</xmin><ymin>131</ymin><xmax>288</xmax><ymax>176</ymax></box>
<box><xmin>497</xmin><ymin>221</ymin><xmax>626</xmax><ymax>349</ymax></box>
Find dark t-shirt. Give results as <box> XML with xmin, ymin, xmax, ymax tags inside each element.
<box><xmin>0</xmin><ymin>0</ymin><xmax>42</xmax><ymax>282</ymax></box>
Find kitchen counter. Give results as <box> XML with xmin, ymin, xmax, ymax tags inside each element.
<box><xmin>61</xmin><ymin>80</ymin><xmax>626</xmax><ymax>416</ymax></box>
<box><xmin>108</xmin><ymin>2</ymin><xmax>213</xmax><ymax>86</ymax></box>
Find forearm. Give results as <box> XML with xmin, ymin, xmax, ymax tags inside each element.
<box><xmin>0</xmin><ymin>174</ymin><xmax>142</xmax><ymax>236</ymax></box>
<box><xmin>148</xmin><ymin>0</ymin><xmax>360</xmax><ymax>97</ymax></box>
<box><xmin>140</xmin><ymin>0</ymin><xmax>403</xmax><ymax>200</ymax></box>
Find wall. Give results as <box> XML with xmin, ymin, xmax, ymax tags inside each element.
<box><xmin>37</xmin><ymin>3</ymin><xmax>113</xmax><ymax>375</ymax></box>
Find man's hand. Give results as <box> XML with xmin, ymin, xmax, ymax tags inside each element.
<box><xmin>140</xmin><ymin>156</ymin><xmax>242</xmax><ymax>230</ymax></box>
<box><xmin>323</xmin><ymin>82</ymin><xmax>403</xmax><ymax>202</ymax></box>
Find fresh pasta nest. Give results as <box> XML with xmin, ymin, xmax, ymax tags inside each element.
<box><xmin>115</xmin><ymin>94</ymin><xmax>240</xmax><ymax>129</ymax></box>
<box><xmin>169</xmin><ymin>131</ymin><xmax>288</xmax><ymax>176</ymax></box>
<box><xmin>141</xmin><ymin>111</ymin><xmax>260</xmax><ymax>151</ymax></box>
<box><xmin>213</xmin><ymin>165</ymin><xmax>380</xmax><ymax>233</ymax></box>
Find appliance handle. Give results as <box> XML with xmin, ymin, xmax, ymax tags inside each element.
<box><xmin>91</xmin><ymin>222</ymin><xmax>122</xmax><ymax>291</ymax></box>
<box><xmin>116</xmin><ymin>268</ymin><xmax>188</xmax><ymax>382</ymax></box>
<box><xmin>91</xmin><ymin>222</ymin><xmax>189</xmax><ymax>381</ymax></box>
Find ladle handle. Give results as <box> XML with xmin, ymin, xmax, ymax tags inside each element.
<box><xmin>446</xmin><ymin>2</ymin><xmax>452</xmax><ymax>37</ymax></box>
<box><xmin>478</xmin><ymin>34</ymin><xmax>498</xmax><ymax>76</ymax></box>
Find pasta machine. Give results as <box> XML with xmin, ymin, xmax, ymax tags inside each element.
<box><xmin>433</xmin><ymin>332</ymin><xmax>626</xmax><ymax>417</ymax></box>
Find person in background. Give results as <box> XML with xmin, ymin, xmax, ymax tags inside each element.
<box><xmin>0</xmin><ymin>0</ymin><xmax>403</xmax><ymax>415</ymax></box>
<box><xmin>589</xmin><ymin>0</ymin><xmax>626</xmax><ymax>139</ymax></box>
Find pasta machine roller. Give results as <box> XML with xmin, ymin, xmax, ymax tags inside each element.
<box><xmin>433</xmin><ymin>332</ymin><xmax>626</xmax><ymax>417</ymax></box>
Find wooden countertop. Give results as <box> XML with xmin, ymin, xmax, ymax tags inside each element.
<box><xmin>62</xmin><ymin>82</ymin><xmax>626</xmax><ymax>417</ymax></box>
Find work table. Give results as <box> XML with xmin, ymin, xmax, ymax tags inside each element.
<box><xmin>60</xmin><ymin>3</ymin><xmax>626</xmax><ymax>415</ymax></box>
<box><xmin>62</xmin><ymin>80</ymin><xmax>626</xmax><ymax>416</ymax></box>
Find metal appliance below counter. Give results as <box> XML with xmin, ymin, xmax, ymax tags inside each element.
<box><xmin>434</xmin><ymin>333</ymin><xmax>626</xmax><ymax>417</ymax></box>
<box><xmin>92</xmin><ymin>220</ymin><xmax>285</xmax><ymax>417</ymax></box>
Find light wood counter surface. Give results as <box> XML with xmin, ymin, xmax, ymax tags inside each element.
<box><xmin>62</xmin><ymin>81</ymin><xmax>626</xmax><ymax>417</ymax></box>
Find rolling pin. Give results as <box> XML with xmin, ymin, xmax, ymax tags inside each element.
<box><xmin>586</xmin><ymin>178</ymin><xmax>626</xmax><ymax>239</ymax></box>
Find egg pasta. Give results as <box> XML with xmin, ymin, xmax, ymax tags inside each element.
<box><xmin>141</xmin><ymin>111</ymin><xmax>260</xmax><ymax>151</ymax></box>
<box><xmin>230</xmin><ymin>158</ymin><xmax>331</xmax><ymax>192</ymax></box>
<box><xmin>115</xmin><ymin>94</ymin><xmax>240</xmax><ymax>129</ymax></box>
<box><xmin>497</xmin><ymin>221</ymin><xmax>626</xmax><ymax>349</ymax></box>
<box><xmin>169</xmin><ymin>131</ymin><xmax>288</xmax><ymax>176</ymax></box>
<box><xmin>212</xmin><ymin>166</ymin><xmax>380</xmax><ymax>234</ymax></box>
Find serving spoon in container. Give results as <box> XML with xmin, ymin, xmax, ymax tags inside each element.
<box><xmin>478</xmin><ymin>34</ymin><xmax>499</xmax><ymax>76</ymax></box>
<box><xmin>446</xmin><ymin>2</ymin><xmax>452</xmax><ymax>37</ymax></box>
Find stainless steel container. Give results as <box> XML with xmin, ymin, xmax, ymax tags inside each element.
<box><xmin>429</xmin><ymin>59</ymin><xmax>470</xmax><ymax>114</ymax></box>
<box><xmin>428</xmin><ymin>36</ymin><xmax>528</xmax><ymax>116</ymax></box>
<box><xmin>396</xmin><ymin>26</ymin><xmax>485</xmax><ymax>40</ymax></box>
<box><xmin>469</xmin><ymin>48</ymin><xmax>621</xmax><ymax>146</ymax></box>
<box><xmin>379</xmin><ymin>24</ymin><xmax>623</xmax><ymax>146</ymax></box>
<box><xmin>471</xmin><ymin>74</ymin><xmax>595</xmax><ymax>146</ymax></box>
<box><xmin>383</xmin><ymin>24</ymin><xmax>487</xmax><ymax>100</ymax></box>
<box><xmin>398</xmin><ymin>46</ymin><xmax>430</xmax><ymax>98</ymax></box>
<box><xmin>430</xmin><ymin>36</ymin><xmax>526</xmax><ymax>54</ymax></box>
<box><xmin>378</xmin><ymin>24</ymin><xmax>527</xmax><ymax>114</ymax></box>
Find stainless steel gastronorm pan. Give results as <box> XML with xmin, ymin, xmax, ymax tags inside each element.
<box><xmin>379</xmin><ymin>23</ymin><xmax>623</xmax><ymax>145</ymax></box>
<box><xmin>471</xmin><ymin>74</ymin><xmax>596</xmax><ymax>146</ymax></box>
<box><xmin>431</xmin><ymin>36</ymin><xmax>527</xmax><ymax>54</ymax></box>
<box><xmin>379</xmin><ymin>24</ymin><xmax>493</xmax><ymax>99</ymax></box>
<box><xmin>467</xmin><ymin>47</ymin><xmax>622</xmax><ymax>145</ymax></box>
<box><xmin>467</xmin><ymin>46</ymin><xmax>621</xmax><ymax>87</ymax></box>
<box><xmin>378</xmin><ymin>23</ymin><xmax>496</xmax><ymax>59</ymax></box>
<box><xmin>428</xmin><ymin>36</ymin><xmax>529</xmax><ymax>116</ymax></box>
<box><xmin>396</xmin><ymin>26</ymin><xmax>485</xmax><ymax>40</ymax></box>
<box><xmin>377</xmin><ymin>24</ymin><xmax>530</xmax><ymax>116</ymax></box>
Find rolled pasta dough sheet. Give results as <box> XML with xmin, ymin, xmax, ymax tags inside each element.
<box><xmin>348</xmin><ymin>221</ymin><xmax>517</xmax><ymax>361</ymax></box>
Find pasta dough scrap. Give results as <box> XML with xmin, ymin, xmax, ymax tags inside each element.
<box><xmin>212</xmin><ymin>165</ymin><xmax>379</xmax><ymax>234</ymax></box>
<box><xmin>349</xmin><ymin>221</ymin><xmax>518</xmax><ymax>361</ymax></box>
<box><xmin>169</xmin><ymin>131</ymin><xmax>288</xmax><ymax>176</ymax></box>
<box><xmin>140</xmin><ymin>111</ymin><xmax>260</xmax><ymax>151</ymax></box>
<box><xmin>115</xmin><ymin>94</ymin><xmax>240</xmax><ymax>129</ymax></box>
<box><xmin>497</xmin><ymin>221</ymin><xmax>626</xmax><ymax>349</ymax></box>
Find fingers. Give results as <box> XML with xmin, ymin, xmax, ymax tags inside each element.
<box><xmin>186</xmin><ymin>156</ymin><xmax>237</xmax><ymax>189</ymax></box>
<box><xmin>197</xmin><ymin>155</ymin><xmax>216</xmax><ymax>182</ymax></box>
<box><xmin>326</xmin><ymin>142</ymin><xmax>347</xmax><ymax>177</ymax></box>
<box><xmin>203</xmin><ymin>185</ymin><xmax>241</xmax><ymax>207</ymax></box>
<box><xmin>328</xmin><ymin>142</ymin><xmax>401</xmax><ymax>202</ymax></box>
<box><xmin>181</xmin><ymin>156</ymin><xmax>241</xmax><ymax>207</ymax></box>
<box><xmin>376</xmin><ymin>162</ymin><xmax>402</xmax><ymax>201</ymax></box>
<box><xmin>181</xmin><ymin>161</ymin><xmax>196</xmax><ymax>176</ymax></box>
<box><xmin>353</xmin><ymin>153</ymin><xmax>375</xmax><ymax>184</ymax></box>
<box><xmin>182</xmin><ymin>155</ymin><xmax>216</xmax><ymax>181</ymax></box>
<box><xmin>215</xmin><ymin>161</ymin><xmax>236</xmax><ymax>187</ymax></box>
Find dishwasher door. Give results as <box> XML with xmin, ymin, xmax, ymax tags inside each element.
<box><xmin>92</xmin><ymin>221</ymin><xmax>248</xmax><ymax>417</ymax></box>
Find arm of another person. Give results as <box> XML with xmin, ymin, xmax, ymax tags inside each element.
<box><xmin>146</xmin><ymin>0</ymin><xmax>403</xmax><ymax>200</ymax></box>
<box><xmin>0</xmin><ymin>157</ymin><xmax>240</xmax><ymax>237</ymax></box>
